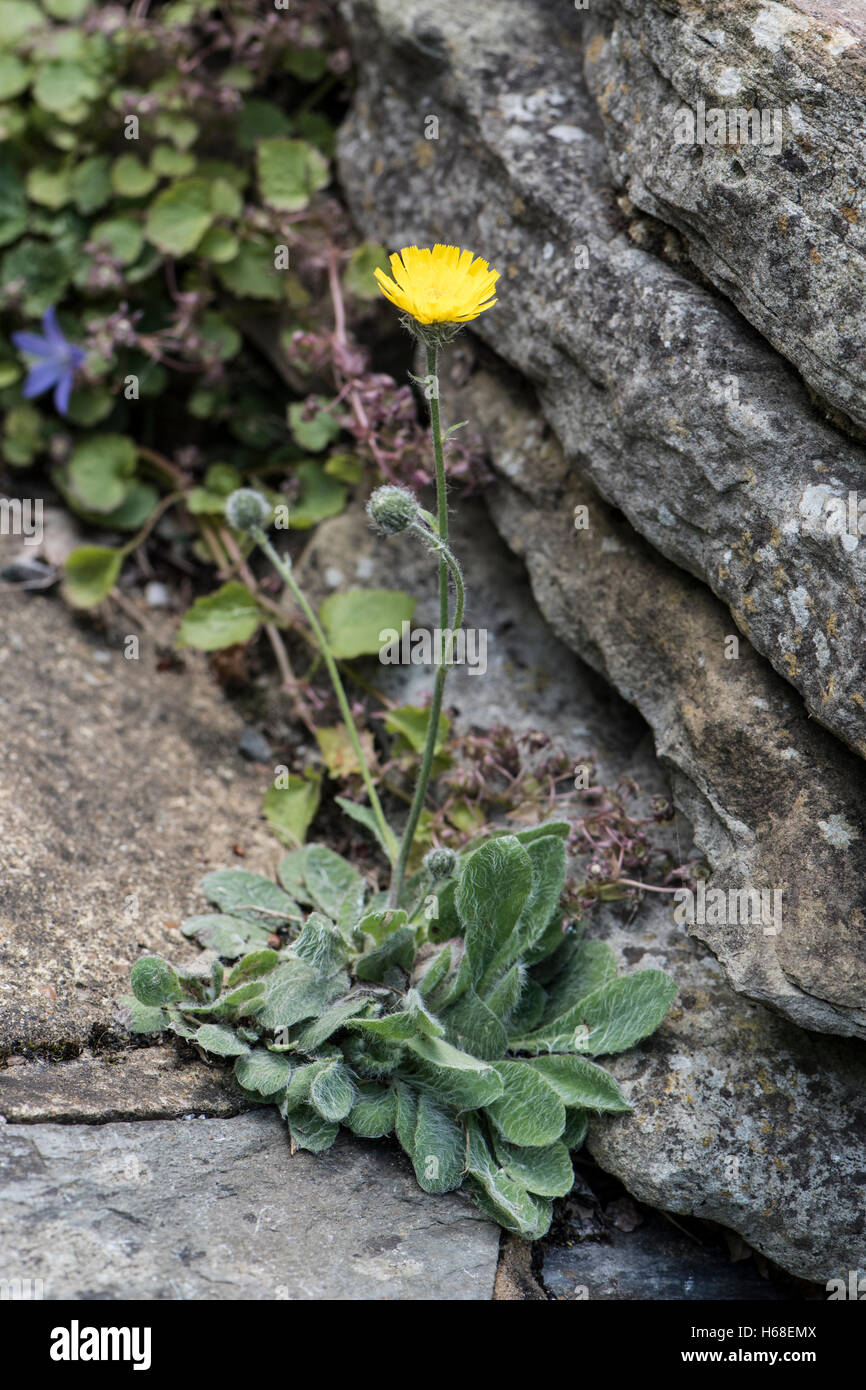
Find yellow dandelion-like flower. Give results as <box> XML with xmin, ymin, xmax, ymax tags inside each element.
<box><xmin>374</xmin><ymin>243</ymin><xmax>499</xmax><ymax>325</ymax></box>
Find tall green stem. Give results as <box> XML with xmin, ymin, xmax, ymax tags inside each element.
<box><xmin>387</xmin><ymin>346</ymin><xmax>462</xmax><ymax>907</ymax></box>
<box><xmin>252</xmin><ymin>527</ymin><xmax>398</xmax><ymax>866</ymax></box>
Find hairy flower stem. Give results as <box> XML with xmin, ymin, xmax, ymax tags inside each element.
<box><xmin>387</xmin><ymin>348</ymin><xmax>462</xmax><ymax>908</ymax></box>
<box><xmin>251</xmin><ymin>527</ymin><xmax>398</xmax><ymax>866</ymax></box>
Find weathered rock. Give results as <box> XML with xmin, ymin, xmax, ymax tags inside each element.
<box><xmin>582</xmin><ymin>895</ymin><xmax>866</xmax><ymax>1288</ymax></box>
<box><xmin>584</xmin><ymin>0</ymin><xmax>866</xmax><ymax>431</ymax></box>
<box><xmin>0</xmin><ymin>578</ymin><xmax>278</xmax><ymax>1055</ymax></box>
<box><xmin>0</xmin><ymin>1114</ymin><xmax>500</xmax><ymax>1300</ymax></box>
<box><xmin>0</xmin><ymin>1049</ymin><xmax>251</xmax><ymax>1124</ymax></box>
<box><xmin>337</xmin><ymin>0</ymin><xmax>866</xmax><ymax>761</ymax></box>
<box><xmin>444</xmin><ymin>349</ymin><xmax>866</xmax><ymax>1038</ymax></box>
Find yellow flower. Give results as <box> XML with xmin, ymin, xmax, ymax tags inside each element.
<box><xmin>374</xmin><ymin>243</ymin><xmax>499</xmax><ymax>325</ymax></box>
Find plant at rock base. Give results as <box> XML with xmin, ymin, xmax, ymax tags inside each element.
<box><xmin>126</xmin><ymin>245</ymin><xmax>677</xmax><ymax>1237</ymax></box>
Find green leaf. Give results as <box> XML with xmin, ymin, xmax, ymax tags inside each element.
<box><xmin>484</xmin><ymin>1060</ymin><xmax>566</xmax><ymax>1146</ymax></box>
<box><xmin>507</xmin><ymin>978</ymin><xmax>546</xmax><ymax>1036</ymax></box>
<box><xmin>234</xmin><ymin>1049</ymin><xmax>292</xmax><ymax>1096</ymax></box>
<box><xmin>66</xmin><ymin>434</ymin><xmax>137</xmax><ymax>514</ymax></box>
<box><xmin>478</xmin><ymin>834</ymin><xmax>565</xmax><ymax>993</ymax></box>
<box><xmin>491</xmin><ymin>1134</ymin><xmax>574</xmax><ymax>1198</ymax></box>
<box><xmin>91</xmin><ymin>216</ymin><xmax>144</xmax><ymax>265</ymax></box>
<box><xmin>522</xmin><ymin>1055</ymin><xmax>630</xmax><ymax>1112</ymax></box>
<box><xmin>562</xmin><ymin>1109</ymin><xmax>589</xmax><ymax>1149</ymax></box>
<box><xmin>216</xmin><ymin>240</ymin><xmax>283</xmax><ymax>300</ymax></box>
<box><xmin>319</xmin><ymin>588</ymin><xmax>417</xmax><ymax>660</ymax></box>
<box><xmin>464</xmin><ymin>1116</ymin><xmax>552</xmax><ymax>1238</ymax></box>
<box><xmin>70</xmin><ymin>155</ymin><xmax>111</xmax><ymax>214</ymax></box>
<box><xmin>351</xmin><ymin>989</ymin><xmax>443</xmax><ymax>1041</ymax></box>
<box><xmin>226</xmin><ymin>949</ymin><xmax>280</xmax><ymax>987</ymax></box>
<box><xmin>356</xmin><ymin>908</ymin><xmax>408</xmax><ymax>946</ymax></box>
<box><xmin>257</xmin><ymin>137</ymin><xmax>329</xmax><ymax>212</ymax></box>
<box><xmin>346</xmin><ymin>1083</ymin><xmax>397</xmax><ymax>1139</ymax></box>
<box><xmin>355</xmin><ymin>924</ymin><xmax>415</xmax><ymax>981</ymax></box>
<box><xmin>181</xmin><ymin>913</ymin><xmax>272</xmax><ymax>959</ymax></box>
<box><xmin>412</xmin><ymin>1093</ymin><xmax>464</xmax><ymax>1193</ymax></box>
<box><xmin>0</xmin><ymin>1</ymin><xmax>42</xmax><ymax>47</ymax></box>
<box><xmin>258</xmin><ymin>959</ymin><xmax>346</xmax><ymax>1031</ymax></box>
<box><xmin>193</xmin><ymin>1023</ymin><xmax>250</xmax><ymax>1057</ymax></box>
<box><xmin>176</xmin><ymin>581</ymin><xmax>261</xmax><ymax>651</ymax></box>
<box><xmin>111</xmin><ymin>154</ymin><xmax>158</xmax><ymax>198</ymax></box>
<box><xmin>517</xmin><ymin>970</ymin><xmax>677</xmax><ymax>1057</ymax></box>
<box><xmin>539</xmin><ymin>938</ymin><xmax>618</xmax><ymax>1024</ymax></box>
<box><xmin>303</xmin><ymin>844</ymin><xmax>365</xmax><ymax>924</ymax></box>
<box><xmin>285</xmin><ymin>1105</ymin><xmax>339</xmax><ymax>1153</ymax></box>
<box><xmin>151</xmin><ymin>144</ymin><xmax>196</xmax><ymax>178</ymax></box>
<box><xmin>263</xmin><ymin>774</ymin><xmax>321</xmax><ymax>848</ymax></box>
<box><xmin>441</xmin><ymin>988</ymin><xmax>507</xmax><ymax>1061</ymax></box>
<box><xmin>484</xmin><ymin>965</ymin><xmax>522</xmax><ymax>1022</ymax></box>
<box><xmin>277</xmin><ymin>850</ymin><xmax>314</xmax><ymax>905</ymax></box>
<box><xmin>2</xmin><ymin>238</ymin><xmax>70</xmax><ymax>314</ymax></box>
<box><xmin>288</xmin><ymin>459</ymin><xmax>346</xmax><ymax>526</ymax></box>
<box><xmin>26</xmin><ymin>167</ymin><xmax>71</xmax><ymax>209</ymax></box>
<box><xmin>287</xmin><ymin>401</ymin><xmax>341</xmax><ymax>453</ymax></box>
<box><xmin>0</xmin><ymin>155</ymin><xmax>27</xmax><ymax>246</ymax></box>
<box><xmin>404</xmin><ymin>1035</ymin><xmax>504</xmax><ymax>1110</ymax></box>
<box><xmin>291</xmin><ymin>913</ymin><xmax>348</xmax><ymax>974</ymax></box>
<box><xmin>62</xmin><ymin>545</ymin><xmax>121</xmax><ymax>609</ymax></box>
<box><xmin>456</xmin><ymin>836</ymin><xmax>532</xmax><ymax>986</ymax></box>
<box><xmin>343</xmin><ymin>240</ymin><xmax>389</xmax><ymax>300</ymax></box>
<box><xmin>384</xmin><ymin>705</ymin><xmax>450</xmax><ymax>755</ymax></box>
<box><xmin>130</xmin><ymin>956</ymin><xmax>180</xmax><ymax>1007</ymax></box>
<box><xmin>145</xmin><ymin>177</ymin><xmax>214</xmax><ymax>257</ymax></box>
<box><xmin>199</xmin><ymin>870</ymin><xmax>298</xmax><ymax>925</ymax></box>
<box><xmin>198</xmin><ymin>225</ymin><xmax>239</xmax><ymax>264</ymax></box>
<box><xmin>394</xmin><ymin>1080</ymin><xmax>419</xmax><ymax>1154</ymax></box>
<box><xmin>120</xmin><ymin>995</ymin><xmax>171</xmax><ymax>1035</ymax></box>
<box><xmin>33</xmin><ymin>62</ymin><xmax>100</xmax><ymax>119</ymax></box>
<box><xmin>296</xmin><ymin>995</ymin><xmax>372</xmax><ymax>1051</ymax></box>
<box><xmin>335</xmin><ymin>796</ymin><xmax>394</xmax><ymax>860</ymax></box>
<box><xmin>309</xmin><ymin>1058</ymin><xmax>355</xmax><ymax>1121</ymax></box>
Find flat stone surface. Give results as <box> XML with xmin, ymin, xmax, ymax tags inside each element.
<box><xmin>447</xmin><ymin>352</ymin><xmax>866</xmax><ymax>1038</ymax></box>
<box><xmin>0</xmin><ymin>1049</ymin><xmax>250</xmax><ymax>1124</ymax></box>
<box><xmin>0</xmin><ymin>581</ymin><xmax>278</xmax><ymax>1055</ymax></box>
<box><xmin>337</xmin><ymin>0</ymin><xmax>866</xmax><ymax>764</ymax></box>
<box><xmin>0</xmin><ymin>1113</ymin><xmax>500</xmax><ymax>1300</ymax></box>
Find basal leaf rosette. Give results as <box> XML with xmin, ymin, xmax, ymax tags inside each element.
<box><xmin>126</xmin><ymin>828</ymin><xmax>676</xmax><ymax>1237</ymax></box>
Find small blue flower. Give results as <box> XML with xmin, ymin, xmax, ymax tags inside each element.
<box><xmin>11</xmin><ymin>307</ymin><xmax>86</xmax><ymax>416</ymax></box>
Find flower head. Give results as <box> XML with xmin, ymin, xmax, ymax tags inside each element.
<box><xmin>374</xmin><ymin>244</ymin><xmax>499</xmax><ymax>328</ymax></box>
<box><xmin>366</xmin><ymin>484</ymin><xmax>420</xmax><ymax>536</ymax></box>
<box><xmin>11</xmin><ymin>307</ymin><xmax>86</xmax><ymax>416</ymax></box>
<box><xmin>423</xmin><ymin>847</ymin><xmax>457</xmax><ymax>879</ymax></box>
<box><xmin>225</xmin><ymin>488</ymin><xmax>272</xmax><ymax>533</ymax></box>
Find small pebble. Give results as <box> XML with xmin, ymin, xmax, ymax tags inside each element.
<box><xmin>239</xmin><ymin>726</ymin><xmax>272</xmax><ymax>763</ymax></box>
<box><xmin>145</xmin><ymin>581</ymin><xmax>170</xmax><ymax>608</ymax></box>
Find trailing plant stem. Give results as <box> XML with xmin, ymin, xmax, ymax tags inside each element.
<box><xmin>252</xmin><ymin>527</ymin><xmax>398</xmax><ymax>866</ymax></box>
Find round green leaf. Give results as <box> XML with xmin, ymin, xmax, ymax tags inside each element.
<box><xmin>256</xmin><ymin>137</ymin><xmax>329</xmax><ymax>213</ymax></box>
<box><xmin>62</xmin><ymin>545</ymin><xmax>122</xmax><ymax>608</ymax></box>
<box><xmin>130</xmin><ymin>955</ymin><xmax>180</xmax><ymax>1007</ymax></box>
<box><xmin>175</xmin><ymin>580</ymin><xmax>261</xmax><ymax>651</ymax></box>
<box><xmin>145</xmin><ymin>177</ymin><xmax>214</xmax><ymax>257</ymax></box>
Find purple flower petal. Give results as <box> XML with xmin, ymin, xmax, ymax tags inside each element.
<box><xmin>53</xmin><ymin>371</ymin><xmax>74</xmax><ymax>416</ymax></box>
<box><xmin>11</xmin><ymin>332</ymin><xmax>53</xmax><ymax>356</ymax></box>
<box><xmin>41</xmin><ymin>306</ymin><xmax>64</xmax><ymax>344</ymax></box>
<box><xmin>22</xmin><ymin>362</ymin><xmax>62</xmax><ymax>399</ymax></box>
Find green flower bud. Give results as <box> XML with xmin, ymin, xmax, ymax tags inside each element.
<box><xmin>423</xmin><ymin>847</ymin><xmax>457</xmax><ymax>880</ymax></box>
<box><xmin>367</xmin><ymin>485</ymin><xmax>420</xmax><ymax>536</ymax></box>
<box><xmin>225</xmin><ymin>488</ymin><xmax>271</xmax><ymax>533</ymax></box>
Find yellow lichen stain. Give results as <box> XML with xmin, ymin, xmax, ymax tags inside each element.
<box><xmin>851</xmin><ymin>692</ymin><xmax>865</xmax><ymax>708</ymax></box>
<box><xmin>718</xmin><ymin>565</ymin><xmax>729</xmax><ymax>581</ymax></box>
<box><xmin>841</xmin><ymin>206</ymin><xmax>859</xmax><ymax>225</ymax></box>
<box><xmin>783</xmin><ymin>651</ymin><xmax>799</xmax><ymax>677</ymax></box>
<box><xmin>777</xmin><ymin>215</ymin><xmax>789</xmax><ymax>236</ymax></box>
<box><xmin>822</xmin><ymin>674</ymin><xmax>836</xmax><ymax>702</ymax></box>
<box><xmin>586</xmin><ymin>33</ymin><xmax>606</xmax><ymax>63</ymax></box>
<box><xmin>809</xmin><ymin>247</ymin><xmax>822</xmax><ymax>264</ymax></box>
<box><xmin>796</xmin><ymin>134</ymin><xmax>812</xmax><ymax>154</ymax></box>
<box><xmin>507</xmin><ymin>263</ymin><xmax>519</xmax><ymax>280</ymax></box>
<box><xmin>372</xmin><ymin>157</ymin><xmax>385</xmax><ymax>177</ymax></box>
<box><xmin>512</xmin><ymin>195</ymin><xmax>525</xmax><ymax>218</ymax></box>
<box><xmin>413</xmin><ymin>141</ymin><xmax>434</xmax><ymax>168</ymax></box>
<box><xmin>741</xmin><ymin>592</ymin><xmax>756</xmax><ymax>613</ymax></box>
<box><xmin>826</xmin><ymin>611</ymin><xmax>838</xmax><ymax>637</ymax></box>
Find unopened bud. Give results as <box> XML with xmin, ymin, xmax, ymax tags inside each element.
<box><xmin>367</xmin><ymin>485</ymin><xmax>420</xmax><ymax>536</ymax></box>
<box><xmin>423</xmin><ymin>847</ymin><xmax>457</xmax><ymax>879</ymax></box>
<box><xmin>225</xmin><ymin>488</ymin><xmax>271</xmax><ymax>533</ymax></box>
